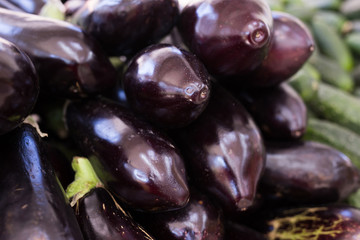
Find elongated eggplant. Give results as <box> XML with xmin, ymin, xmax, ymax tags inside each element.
<box><xmin>178</xmin><ymin>0</ymin><xmax>273</xmax><ymax>78</ymax></box>
<box><xmin>171</xmin><ymin>86</ymin><xmax>265</xmax><ymax>212</ymax></box>
<box><xmin>0</xmin><ymin>0</ymin><xmax>47</xmax><ymax>14</ymax></box>
<box><xmin>123</xmin><ymin>44</ymin><xmax>211</xmax><ymax>128</ymax></box>
<box><xmin>0</xmin><ymin>123</ymin><xmax>84</xmax><ymax>239</ymax></box>
<box><xmin>225</xmin><ymin>222</ymin><xmax>267</xmax><ymax>240</ymax></box>
<box><xmin>264</xmin><ymin>205</ymin><xmax>360</xmax><ymax>240</ymax></box>
<box><xmin>262</xmin><ymin>141</ymin><xmax>360</xmax><ymax>204</ymax></box>
<box><xmin>70</xmin><ymin>0</ymin><xmax>179</xmax><ymax>56</ymax></box>
<box><xmin>65</xmin><ymin>97</ymin><xmax>189</xmax><ymax>212</ymax></box>
<box><xmin>247</xmin><ymin>11</ymin><xmax>315</xmax><ymax>87</ymax></box>
<box><xmin>132</xmin><ymin>188</ymin><xmax>224</xmax><ymax>240</ymax></box>
<box><xmin>0</xmin><ymin>8</ymin><xmax>117</xmax><ymax>98</ymax></box>
<box><xmin>0</xmin><ymin>37</ymin><xmax>39</xmax><ymax>135</ymax></box>
<box><xmin>77</xmin><ymin>187</ymin><xmax>155</xmax><ymax>240</ymax></box>
<box><xmin>236</xmin><ymin>83</ymin><xmax>307</xmax><ymax>140</ymax></box>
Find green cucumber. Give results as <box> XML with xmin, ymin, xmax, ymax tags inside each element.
<box><xmin>312</xmin><ymin>17</ymin><xmax>354</xmax><ymax>72</ymax></box>
<box><xmin>304</xmin><ymin>118</ymin><xmax>360</xmax><ymax>168</ymax></box>
<box><xmin>313</xmin><ymin>11</ymin><xmax>346</xmax><ymax>33</ymax></box>
<box><xmin>345</xmin><ymin>32</ymin><xmax>360</xmax><ymax>56</ymax></box>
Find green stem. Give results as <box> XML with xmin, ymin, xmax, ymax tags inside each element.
<box><xmin>65</xmin><ymin>156</ymin><xmax>104</xmax><ymax>207</ymax></box>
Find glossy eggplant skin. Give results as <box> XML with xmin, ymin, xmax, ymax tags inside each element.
<box><xmin>236</xmin><ymin>83</ymin><xmax>307</xmax><ymax>140</ymax></box>
<box><xmin>262</xmin><ymin>141</ymin><xmax>360</xmax><ymax>204</ymax></box>
<box><xmin>225</xmin><ymin>222</ymin><xmax>267</xmax><ymax>240</ymax></box>
<box><xmin>132</xmin><ymin>188</ymin><xmax>224</xmax><ymax>240</ymax></box>
<box><xmin>264</xmin><ymin>205</ymin><xmax>360</xmax><ymax>240</ymax></box>
<box><xmin>65</xmin><ymin>97</ymin><xmax>189</xmax><ymax>212</ymax></box>
<box><xmin>0</xmin><ymin>8</ymin><xmax>117</xmax><ymax>98</ymax></box>
<box><xmin>248</xmin><ymin>11</ymin><xmax>315</xmax><ymax>87</ymax></box>
<box><xmin>71</xmin><ymin>0</ymin><xmax>179</xmax><ymax>56</ymax></box>
<box><xmin>0</xmin><ymin>0</ymin><xmax>46</xmax><ymax>14</ymax></box>
<box><xmin>172</xmin><ymin>86</ymin><xmax>265</xmax><ymax>213</ymax></box>
<box><xmin>0</xmin><ymin>124</ymin><xmax>84</xmax><ymax>240</ymax></box>
<box><xmin>178</xmin><ymin>0</ymin><xmax>273</xmax><ymax>78</ymax></box>
<box><xmin>123</xmin><ymin>44</ymin><xmax>211</xmax><ymax>128</ymax></box>
<box><xmin>76</xmin><ymin>187</ymin><xmax>154</xmax><ymax>240</ymax></box>
<box><xmin>0</xmin><ymin>37</ymin><xmax>39</xmax><ymax>135</ymax></box>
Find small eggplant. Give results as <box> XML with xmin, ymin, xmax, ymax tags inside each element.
<box><xmin>0</xmin><ymin>8</ymin><xmax>117</xmax><ymax>98</ymax></box>
<box><xmin>262</xmin><ymin>141</ymin><xmax>360</xmax><ymax>204</ymax></box>
<box><xmin>0</xmin><ymin>123</ymin><xmax>84</xmax><ymax>239</ymax></box>
<box><xmin>236</xmin><ymin>83</ymin><xmax>307</xmax><ymax>140</ymax></box>
<box><xmin>132</xmin><ymin>188</ymin><xmax>224</xmax><ymax>240</ymax></box>
<box><xmin>65</xmin><ymin>97</ymin><xmax>189</xmax><ymax>212</ymax></box>
<box><xmin>171</xmin><ymin>86</ymin><xmax>265</xmax><ymax>212</ymax></box>
<box><xmin>70</xmin><ymin>0</ymin><xmax>179</xmax><ymax>56</ymax></box>
<box><xmin>0</xmin><ymin>37</ymin><xmax>39</xmax><ymax>135</ymax></box>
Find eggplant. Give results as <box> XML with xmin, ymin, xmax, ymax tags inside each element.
<box><xmin>0</xmin><ymin>123</ymin><xmax>84</xmax><ymax>239</ymax></box>
<box><xmin>65</xmin><ymin>97</ymin><xmax>189</xmax><ymax>212</ymax></box>
<box><xmin>132</xmin><ymin>188</ymin><xmax>224</xmax><ymax>240</ymax></box>
<box><xmin>70</xmin><ymin>0</ymin><xmax>179</xmax><ymax>56</ymax></box>
<box><xmin>0</xmin><ymin>0</ymin><xmax>47</xmax><ymax>14</ymax></box>
<box><xmin>0</xmin><ymin>8</ymin><xmax>117</xmax><ymax>98</ymax></box>
<box><xmin>236</xmin><ymin>83</ymin><xmax>307</xmax><ymax>140</ymax></box>
<box><xmin>0</xmin><ymin>37</ymin><xmax>39</xmax><ymax>135</ymax></box>
<box><xmin>262</xmin><ymin>141</ymin><xmax>360</xmax><ymax>204</ymax></box>
<box><xmin>171</xmin><ymin>86</ymin><xmax>266</xmax><ymax>213</ymax></box>
<box><xmin>76</xmin><ymin>187</ymin><xmax>155</xmax><ymax>240</ymax></box>
<box><xmin>224</xmin><ymin>222</ymin><xmax>267</xmax><ymax>240</ymax></box>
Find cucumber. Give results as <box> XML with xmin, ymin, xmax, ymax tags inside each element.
<box><xmin>346</xmin><ymin>32</ymin><xmax>360</xmax><ymax>56</ymax></box>
<box><xmin>313</xmin><ymin>10</ymin><xmax>346</xmax><ymax>33</ymax></box>
<box><xmin>312</xmin><ymin>17</ymin><xmax>354</xmax><ymax>72</ymax></box>
<box><xmin>290</xmin><ymin>78</ymin><xmax>360</xmax><ymax>135</ymax></box>
<box><xmin>304</xmin><ymin>118</ymin><xmax>360</xmax><ymax>168</ymax></box>
<box><xmin>309</xmin><ymin>53</ymin><xmax>354</xmax><ymax>92</ymax></box>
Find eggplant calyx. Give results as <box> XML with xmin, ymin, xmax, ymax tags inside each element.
<box><xmin>66</xmin><ymin>156</ymin><xmax>104</xmax><ymax>207</ymax></box>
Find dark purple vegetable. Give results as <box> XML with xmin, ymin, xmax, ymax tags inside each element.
<box><xmin>0</xmin><ymin>123</ymin><xmax>84</xmax><ymax>239</ymax></box>
<box><xmin>0</xmin><ymin>8</ymin><xmax>117</xmax><ymax>98</ymax></box>
<box><xmin>65</xmin><ymin>97</ymin><xmax>189</xmax><ymax>212</ymax></box>
<box><xmin>70</xmin><ymin>0</ymin><xmax>179</xmax><ymax>56</ymax></box>
<box><xmin>76</xmin><ymin>187</ymin><xmax>154</xmax><ymax>240</ymax></box>
<box><xmin>225</xmin><ymin>222</ymin><xmax>267</xmax><ymax>240</ymax></box>
<box><xmin>0</xmin><ymin>0</ymin><xmax>46</xmax><ymax>14</ymax></box>
<box><xmin>0</xmin><ymin>37</ymin><xmax>39</xmax><ymax>135</ymax></box>
<box><xmin>123</xmin><ymin>44</ymin><xmax>211</xmax><ymax>128</ymax></box>
<box><xmin>178</xmin><ymin>0</ymin><xmax>273</xmax><ymax>78</ymax></box>
<box><xmin>132</xmin><ymin>188</ymin><xmax>224</xmax><ymax>240</ymax></box>
<box><xmin>236</xmin><ymin>83</ymin><xmax>307</xmax><ymax>140</ymax></box>
<box><xmin>247</xmin><ymin>11</ymin><xmax>315</xmax><ymax>87</ymax></box>
<box><xmin>171</xmin><ymin>86</ymin><xmax>265</xmax><ymax>213</ymax></box>
<box><xmin>262</xmin><ymin>141</ymin><xmax>360</xmax><ymax>204</ymax></box>
<box><xmin>264</xmin><ymin>205</ymin><xmax>360</xmax><ymax>239</ymax></box>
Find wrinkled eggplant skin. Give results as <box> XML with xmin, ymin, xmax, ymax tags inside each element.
<box><xmin>123</xmin><ymin>44</ymin><xmax>211</xmax><ymax>128</ymax></box>
<box><xmin>71</xmin><ymin>0</ymin><xmax>179</xmax><ymax>56</ymax></box>
<box><xmin>0</xmin><ymin>0</ymin><xmax>46</xmax><ymax>14</ymax></box>
<box><xmin>77</xmin><ymin>187</ymin><xmax>154</xmax><ymax>240</ymax></box>
<box><xmin>178</xmin><ymin>0</ymin><xmax>273</xmax><ymax>78</ymax></box>
<box><xmin>264</xmin><ymin>205</ymin><xmax>360</xmax><ymax>240</ymax></box>
<box><xmin>225</xmin><ymin>222</ymin><xmax>267</xmax><ymax>240</ymax></box>
<box><xmin>248</xmin><ymin>11</ymin><xmax>315</xmax><ymax>87</ymax></box>
<box><xmin>65</xmin><ymin>98</ymin><xmax>189</xmax><ymax>212</ymax></box>
<box><xmin>236</xmin><ymin>83</ymin><xmax>307</xmax><ymax>140</ymax></box>
<box><xmin>262</xmin><ymin>141</ymin><xmax>360</xmax><ymax>204</ymax></box>
<box><xmin>132</xmin><ymin>189</ymin><xmax>224</xmax><ymax>240</ymax></box>
<box><xmin>171</xmin><ymin>86</ymin><xmax>265</xmax><ymax>213</ymax></box>
<box><xmin>0</xmin><ymin>124</ymin><xmax>84</xmax><ymax>240</ymax></box>
<box><xmin>0</xmin><ymin>38</ymin><xmax>39</xmax><ymax>135</ymax></box>
<box><xmin>0</xmin><ymin>8</ymin><xmax>117</xmax><ymax>98</ymax></box>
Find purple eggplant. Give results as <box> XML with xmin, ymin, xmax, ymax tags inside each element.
<box><xmin>171</xmin><ymin>86</ymin><xmax>265</xmax><ymax>213</ymax></box>
<box><xmin>0</xmin><ymin>123</ymin><xmax>84</xmax><ymax>239</ymax></box>
<box><xmin>70</xmin><ymin>0</ymin><xmax>179</xmax><ymax>56</ymax></box>
<box><xmin>76</xmin><ymin>187</ymin><xmax>155</xmax><ymax>240</ymax></box>
<box><xmin>0</xmin><ymin>37</ymin><xmax>39</xmax><ymax>135</ymax></box>
<box><xmin>236</xmin><ymin>83</ymin><xmax>307</xmax><ymax>140</ymax></box>
<box><xmin>262</xmin><ymin>141</ymin><xmax>360</xmax><ymax>204</ymax></box>
<box><xmin>132</xmin><ymin>188</ymin><xmax>224</xmax><ymax>240</ymax></box>
<box><xmin>178</xmin><ymin>0</ymin><xmax>273</xmax><ymax>78</ymax></box>
<box><xmin>225</xmin><ymin>222</ymin><xmax>267</xmax><ymax>240</ymax></box>
<box><xmin>123</xmin><ymin>44</ymin><xmax>211</xmax><ymax>128</ymax></box>
<box><xmin>0</xmin><ymin>0</ymin><xmax>47</xmax><ymax>14</ymax></box>
<box><xmin>247</xmin><ymin>11</ymin><xmax>315</xmax><ymax>87</ymax></box>
<box><xmin>65</xmin><ymin>97</ymin><xmax>189</xmax><ymax>212</ymax></box>
<box><xmin>0</xmin><ymin>8</ymin><xmax>117</xmax><ymax>98</ymax></box>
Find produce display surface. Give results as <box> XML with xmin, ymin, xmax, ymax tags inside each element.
<box><xmin>1</xmin><ymin>0</ymin><xmax>360</xmax><ymax>239</ymax></box>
